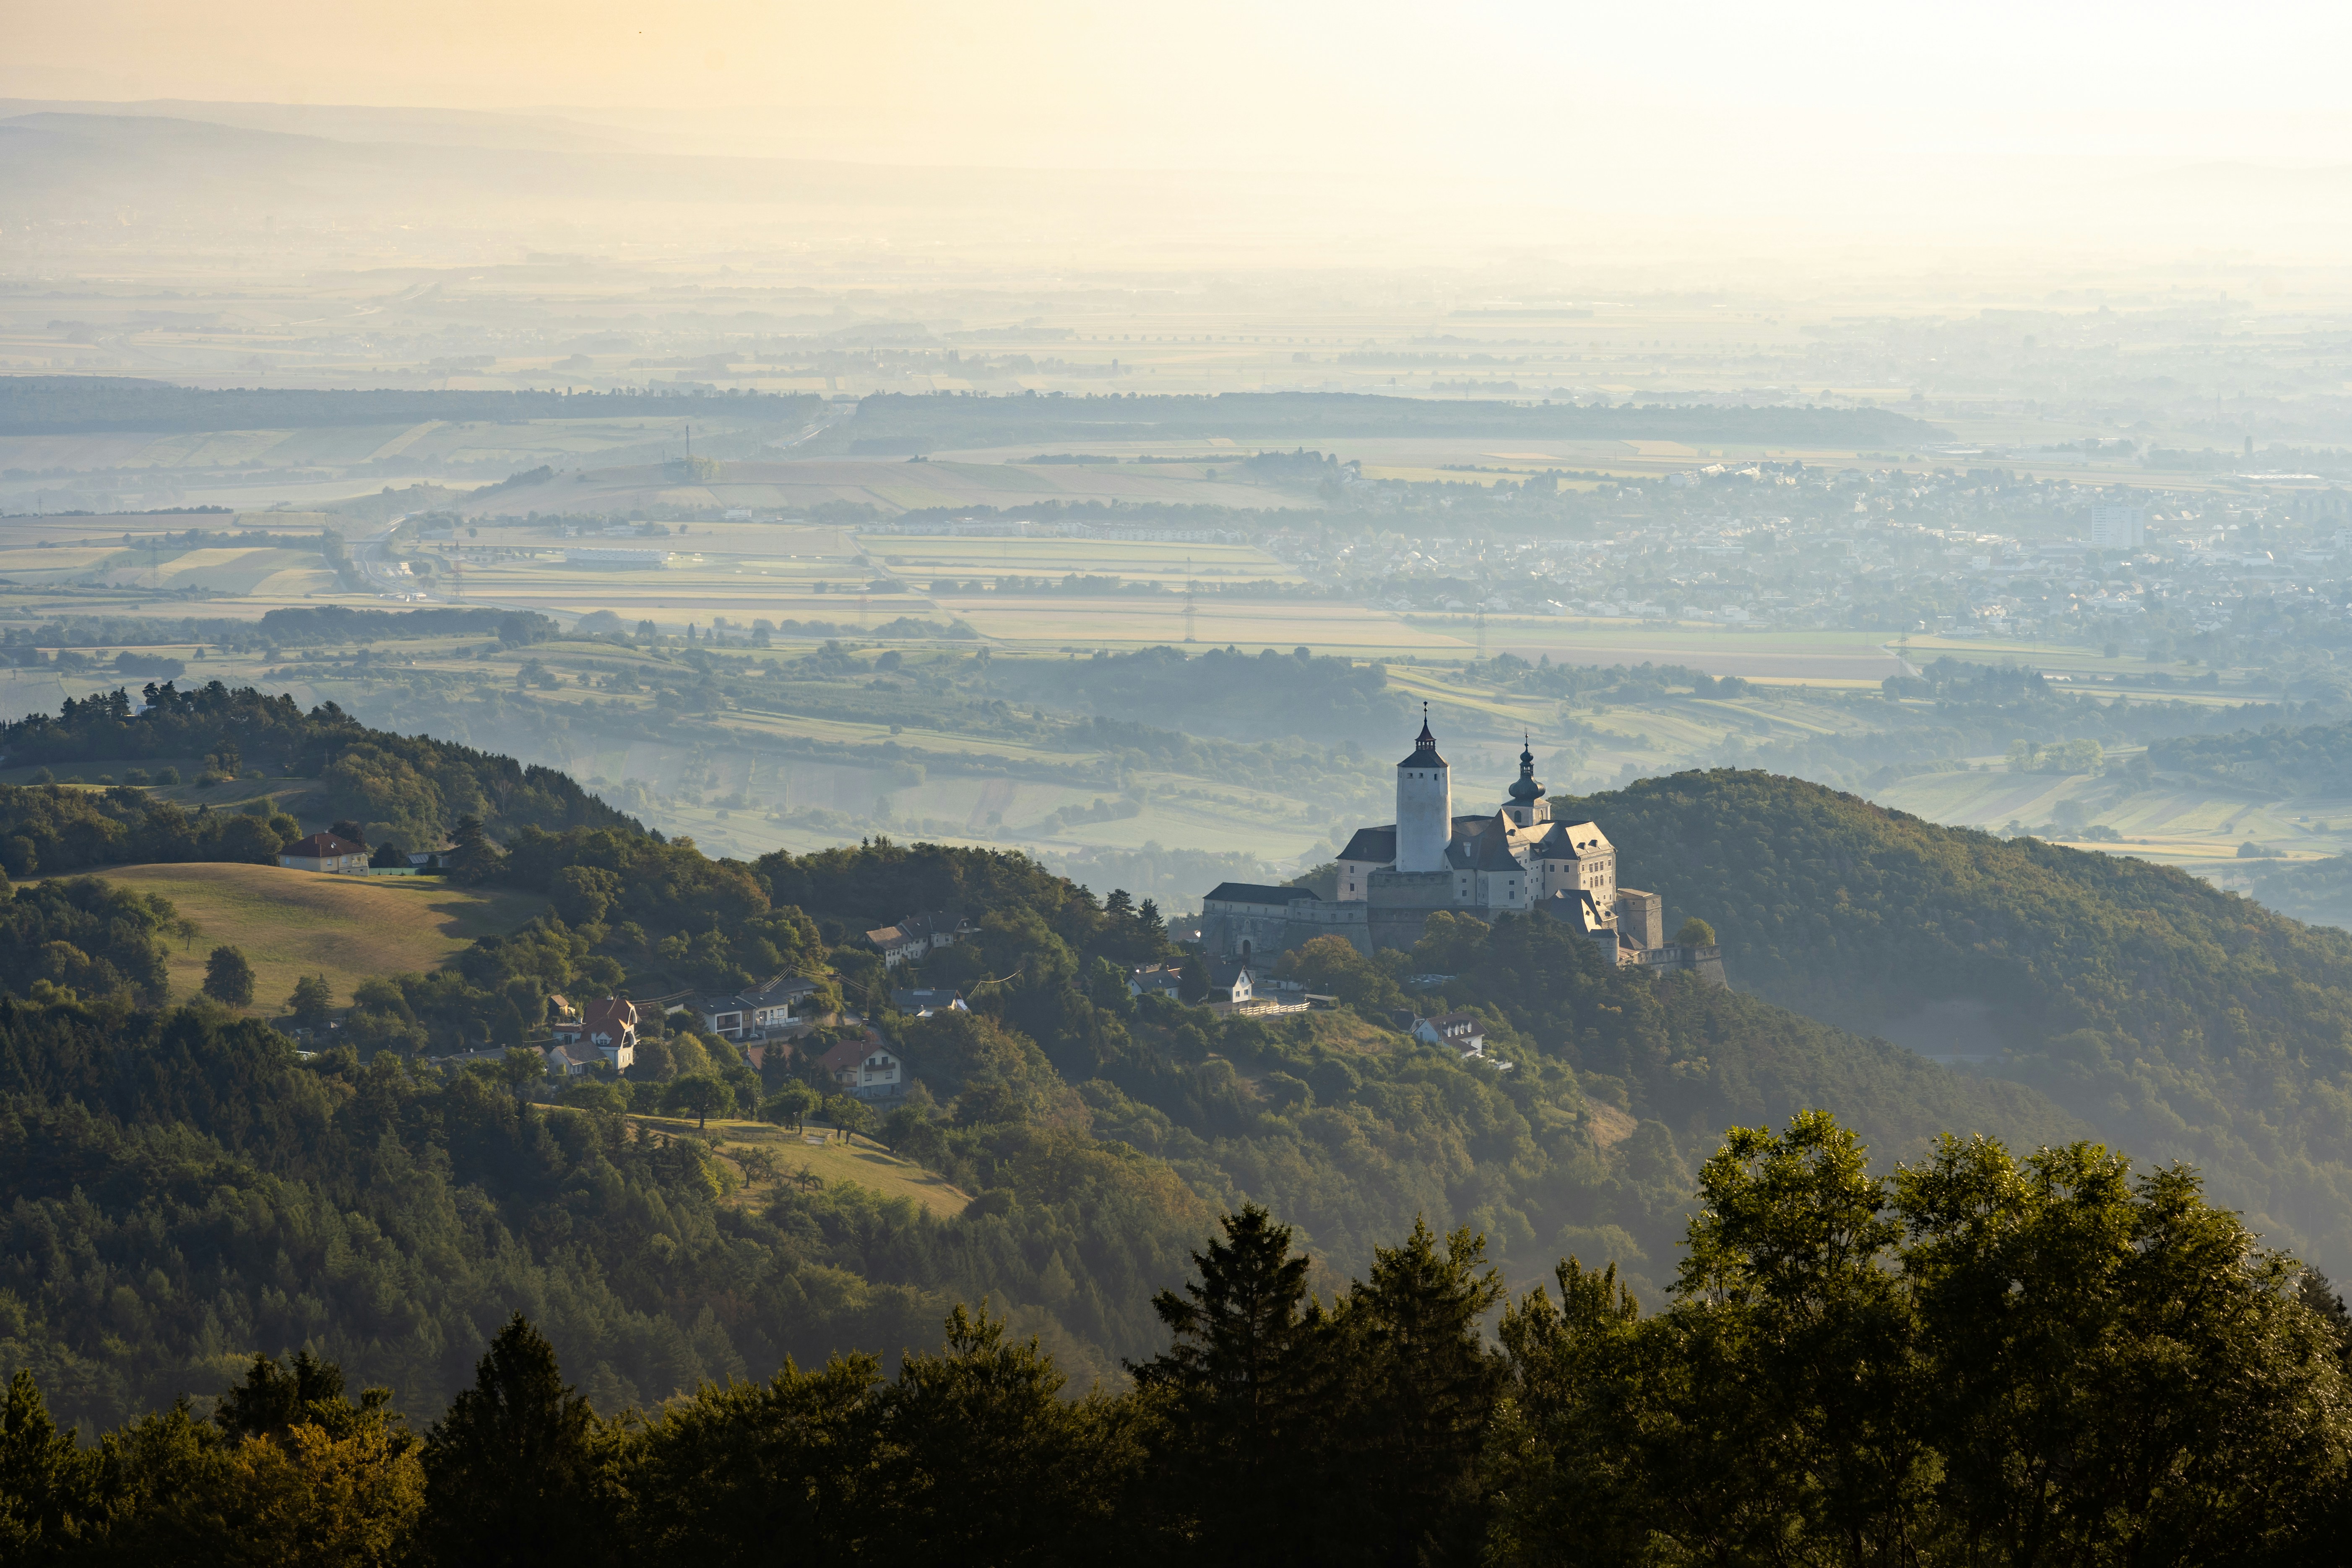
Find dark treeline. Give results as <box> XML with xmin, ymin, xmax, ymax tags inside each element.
<box><xmin>6</xmin><ymin>1114</ymin><xmax>2346</xmax><ymax>1566</ymax></box>
<box><xmin>0</xmin><ymin>784</ymin><xmax>297</xmax><ymax>879</ymax></box>
<box><xmin>8</xmin><ymin>606</ymin><xmax>548</xmax><ymax>653</ymax></box>
<box><xmin>0</xmin><ymin>684</ymin><xmax>632</xmax><ymax>852</ymax></box>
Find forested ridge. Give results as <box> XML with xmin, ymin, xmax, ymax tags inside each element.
<box><xmin>0</xmin><ymin>837</ymin><xmax>2087</xmax><ymax>1431</ymax></box>
<box><xmin>5</xmin><ymin>702</ymin><xmax>2352</xmax><ymax>1555</ymax></box>
<box><xmin>6</xmin><ymin>1115</ymin><xmax>2347</xmax><ymax>1565</ymax></box>
<box><xmin>0</xmin><ymin>681</ymin><xmax>634</xmax><ymax>856</ymax></box>
<box><xmin>1584</xmin><ymin>768</ymin><xmax>2352</xmax><ymax>1271</ymax></box>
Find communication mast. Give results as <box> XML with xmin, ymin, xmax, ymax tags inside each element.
<box><xmin>1183</xmin><ymin>555</ymin><xmax>1197</xmax><ymax>644</ymax></box>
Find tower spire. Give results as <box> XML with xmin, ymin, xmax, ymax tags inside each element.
<box><xmin>1507</xmin><ymin>728</ymin><xmax>1545</xmax><ymax>816</ymax></box>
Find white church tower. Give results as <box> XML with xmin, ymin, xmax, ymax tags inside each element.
<box><xmin>1395</xmin><ymin>704</ymin><xmax>1452</xmax><ymax>873</ymax></box>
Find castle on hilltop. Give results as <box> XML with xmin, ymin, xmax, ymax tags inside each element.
<box><xmin>1199</xmin><ymin>710</ymin><xmax>1725</xmax><ymax>983</ymax></box>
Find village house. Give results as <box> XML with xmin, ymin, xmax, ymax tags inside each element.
<box><xmin>1413</xmin><ymin>1012</ymin><xmax>1486</xmax><ymax>1057</ymax></box>
<box><xmin>864</xmin><ymin>911</ymin><xmax>976</xmax><ymax>969</ymax></box>
<box><xmin>542</xmin><ymin>1044</ymin><xmax>591</xmax><ymax>1078</ymax></box>
<box><xmin>1203</xmin><ymin>957</ymin><xmax>1254</xmax><ymax>1010</ymax></box>
<box><xmin>692</xmin><ymin>975</ymin><xmax>822</xmax><ymax>1040</ymax></box>
<box><xmin>552</xmin><ymin>995</ymin><xmax>638</xmax><ymax>1071</ymax></box>
<box><xmin>890</xmin><ymin>987</ymin><xmax>966</xmax><ymax>1016</ymax></box>
<box><xmin>279</xmin><ymin>832</ymin><xmax>367</xmax><ymax>874</ymax></box>
<box><xmin>1128</xmin><ymin>964</ymin><xmax>1186</xmax><ymax>1001</ymax></box>
<box><xmin>820</xmin><ymin>1036</ymin><xmax>906</xmax><ymax>1100</ymax></box>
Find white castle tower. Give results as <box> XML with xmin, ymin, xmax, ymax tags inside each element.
<box><xmin>1395</xmin><ymin>703</ymin><xmax>1452</xmax><ymax>873</ymax></box>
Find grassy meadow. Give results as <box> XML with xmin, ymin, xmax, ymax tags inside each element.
<box><xmin>75</xmin><ymin>863</ymin><xmax>544</xmax><ymax>1015</ymax></box>
<box><xmin>627</xmin><ymin>1112</ymin><xmax>972</xmax><ymax>1219</ymax></box>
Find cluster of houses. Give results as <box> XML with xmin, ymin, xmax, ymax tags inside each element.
<box><xmin>429</xmin><ymin>890</ymin><xmax>1516</xmax><ymax>1106</ymax></box>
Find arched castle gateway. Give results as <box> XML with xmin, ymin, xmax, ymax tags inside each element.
<box><xmin>1198</xmin><ymin>710</ymin><xmax>1725</xmax><ymax>983</ymax></box>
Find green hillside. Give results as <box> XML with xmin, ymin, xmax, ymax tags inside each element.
<box><xmin>0</xmin><ymin>814</ymin><xmax>2088</xmax><ymax>1432</ymax></box>
<box><xmin>1582</xmin><ymin>768</ymin><xmax>2352</xmax><ymax>1271</ymax></box>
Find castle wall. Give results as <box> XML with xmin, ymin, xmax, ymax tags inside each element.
<box><xmin>1366</xmin><ymin>869</ymin><xmax>1456</xmax><ymax>951</ymax></box>
<box><xmin>1200</xmin><ymin>898</ymin><xmax>1371</xmax><ymax>959</ymax></box>
<box><xmin>1626</xmin><ymin>943</ymin><xmax>1728</xmax><ymax>987</ymax></box>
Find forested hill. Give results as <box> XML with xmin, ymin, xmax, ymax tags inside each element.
<box><xmin>2149</xmin><ymin>717</ymin><xmax>2352</xmax><ymax>792</ymax></box>
<box><xmin>0</xmin><ymin>820</ymin><xmax>2085</xmax><ymax>1432</ymax></box>
<box><xmin>1577</xmin><ymin>768</ymin><xmax>2352</xmax><ymax>1270</ymax></box>
<box><xmin>0</xmin><ymin>682</ymin><xmax>635</xmax><ymax>853</ymax></box>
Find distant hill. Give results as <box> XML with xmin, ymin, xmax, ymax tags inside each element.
<box><xmin>809</xmin><ymin>390</ymin><xmax>1938</xmax><ymax>454</ymax></box>
<box><xmin>0</xmin><ymin>375</ymin><xmax>825</xmax><ymax>436</ymax></box>
<box><xmin>0</xmin><ymin>377</ymin><xmax>1929</xmax><ymax>449</ymax></box>
<box><xmin>1576</xmin><ymin>768</ymin><xmax>2352</xmax><ymax>1271</ymax></box>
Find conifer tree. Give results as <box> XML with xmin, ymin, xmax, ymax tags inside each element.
<box><xmin>0</xmin><ymin>1371</ymin><xmax>107</xmax><ymax>1562</ymax></box>
<box><xmin>419</xmin><ymin>1315</ymin><xmax>612</xmax><ymax>1568</ymax></box>
<box><xmin>1329</xmin><ymin>1217</ymin><xmax>1506</xmax><ymax>1565</ymax></box>
<box><xmin>1132</xmin><ymin>1204</ymin><xmax>1327</xmax><ymax>1560</ymax></box>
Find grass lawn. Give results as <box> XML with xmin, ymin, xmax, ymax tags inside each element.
<box><xmin>630</xmin><ymin>1113</ymin><xmax>971</xmax><ymax>1219</ymax></box>
<box><xmin>80</xmin><ymin>863</ymin><xmax>544</xmax><ymax>1014</ymax></box>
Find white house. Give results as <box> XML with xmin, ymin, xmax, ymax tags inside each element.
<box><xmin>821</xmin><ymin>1036</ymin><xmax>905</xmax><ymax>1100</ymax></box>
<box><xmin>1413</xmin><ymin>1012</ymin><xmax>1486</xmax><ymax>1057</ymax></box>
<box><xmin>280</xmin><ymin>832</ymin><xmax>367</xmax><ymax>874</ymax></box>
<box><xmin>542</xmin><ymin>1044</ymin><xmax>591</xmax><ymax>1078</ymax></box>
<box><xmin>552</xmin><ymin>996</ymin><xmax>637</xmax><ymax>1072</ymax></box>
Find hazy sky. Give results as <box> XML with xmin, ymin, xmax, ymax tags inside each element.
<box><xmin>12</xmin><ymin>0</ymin><xmax>2352</xmax><ymax>179</ymax></box>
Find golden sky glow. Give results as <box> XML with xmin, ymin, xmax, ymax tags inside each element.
<box><xmin>12</xmin><ymin>0</ymin><xmax>2352</xmax><ymax>180</ymax></box>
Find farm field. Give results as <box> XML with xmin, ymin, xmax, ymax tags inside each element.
<box><xmin>1868</xmin><ymin>769</ymin><xmax>2352</xmax><ymax>869</ymax></box>
<box><xmin>940</xmin><ymin>593</ymin><xmax>1456</xmax><ymax>652</ymax></box>
<box><xmin>856</xmin><ymin>533</ymin><xmax>1297</xmax><ymax>584</ymax></box>
<box><xmin>1469</xmin><ymin>618</ymin><xmax>1910</xmax><ymax>683</ymax></box>
<box><xmin>468</xmin><ymin>457</ymin><xmax>1306</xmax><ymax>520</ymax></box>
<box><xmin>65</xmin><ymin>863</ymin><xmax>544</xmax><ymax>1014</ymax></box>
<box><xmin>627</xmin><ymin>1113</ymin><xmax>972</xmax><ymax>1219</ymax></box>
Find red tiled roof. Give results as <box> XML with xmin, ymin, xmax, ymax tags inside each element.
<box><xmin>820</xmin><ymin>1036</ymin><xmax>890</xmax><ymax>1071</ymax></box>
<box><xmin>286</xmin><ymin>832</ymin><xmax>363</xmax><ymax>858</ymax></box>
<box><xmin>583</xmin><ymin>996</ymin><xmax>637</xmax><ymax>1030</ymax></box>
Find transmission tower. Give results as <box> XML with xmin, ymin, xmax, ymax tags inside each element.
<box><xmin>1476</xmin><ymin>605</ymin><xmax>1488</xmax><ymax>660</ymax></box>
<box><xmin>1183</xmin><ymin>555</ymin><xmax>1197</xmax><ymax>644</ymax></box>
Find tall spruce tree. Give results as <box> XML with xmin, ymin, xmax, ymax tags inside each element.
<box><xmin>419</xmin><ymin>1315</ymin><xmax>612</xmax><ymax>1568</ymax></box>
<box><xmin>1131</xmin><ymin>1204</ymin><xmax>1327</xmax><ymax>1561</ymax></box>
<box><xmin>0</xmin><ymin>1371</ymin><xmax>108</xmax><ymax>1563</ymax></box>
<box><xmin>1328</xmin><ymin>1217</ymin><xmax>1506</xmax><ymax>1566</ymax></box>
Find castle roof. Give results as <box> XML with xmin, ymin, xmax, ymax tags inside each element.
<box><xmin>1445</xmin><ymin>816</ymin><xmax>1527</xmax><ymax>872</ymax></box>
<box><xmin>1397</xmin><ymin>705</ymin><xmax>1447</xmax><ymax>769</ymax></box>
<box><xmin>1506</xmin><ymin>738</ymin><xmax>1545</xmax><ymax>807</ymax></box>
<box><xmin>1203</xmin><ymin>882</ymin><xmax>1319</xmax><ymax>907</ymax></box>
<box><xmin>1533</xmin><ymin>819</ymin><xmax>1613</xmax><ymax>860</ymax></box>
<box><xmin>1339</xmin><ymin>826</ymin><xmax>1397</xmax><ymax>862</ymax></box>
